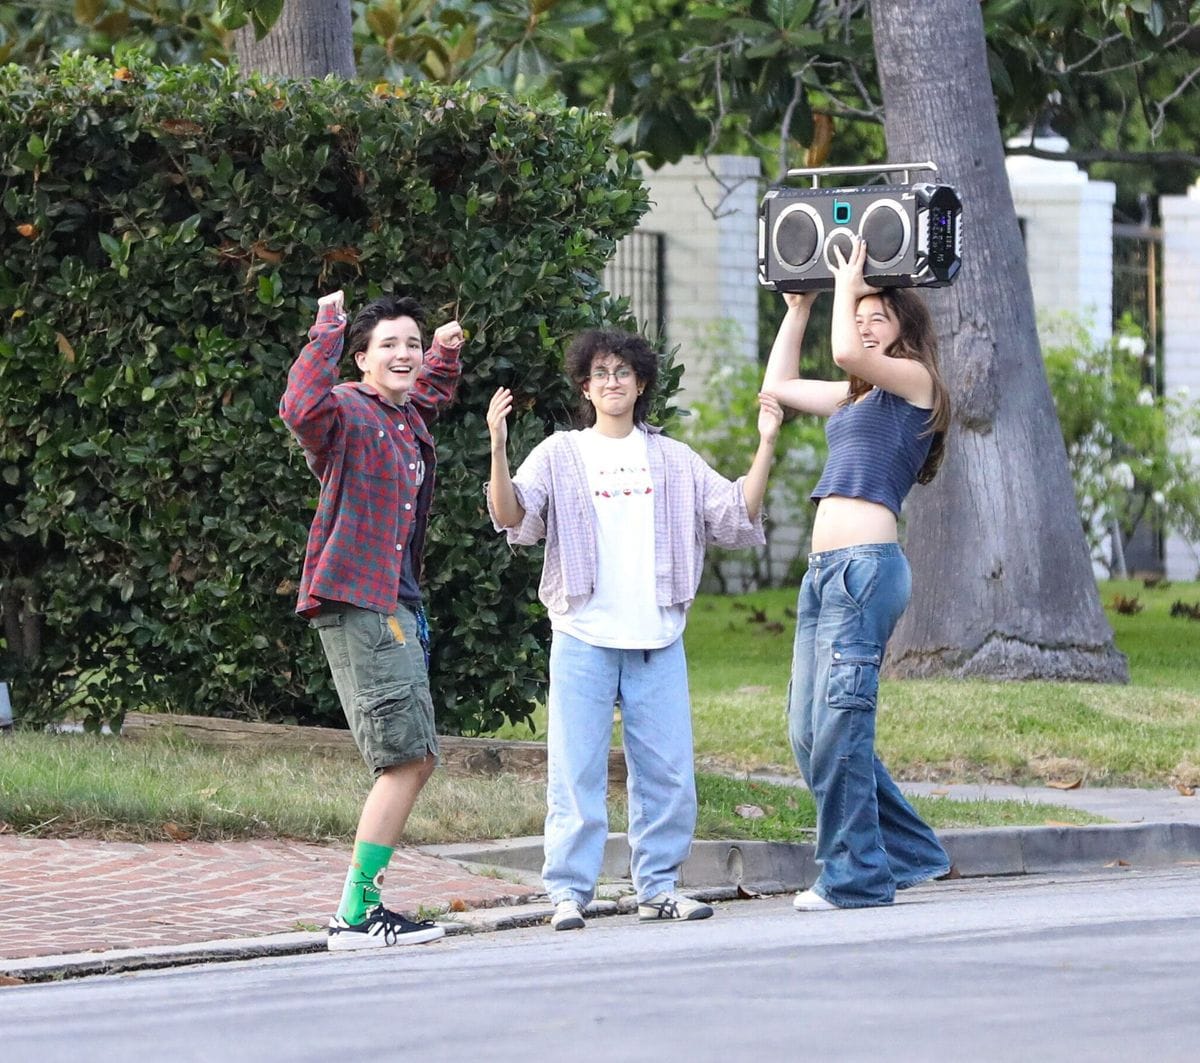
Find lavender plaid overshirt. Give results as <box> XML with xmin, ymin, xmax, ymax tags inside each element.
<box><xmin>281</xmin><ymin>303</ymin><xmax>461</xmax><ymax>617</ymax></box>
<box><xmin>489</xmin><ymin>426</ymin><xmax>764</xmax><ymax>615</ymax></box>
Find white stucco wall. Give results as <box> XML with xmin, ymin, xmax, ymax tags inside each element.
<box><xmin>1005</xmin><ymin>135</ymin><xmax>1116</xmax><ymax>346</ymax></box>
<box><xmin>606</xmin><ymin>155</ymin><xmax>762</xmax><ymax>406</ymax></box>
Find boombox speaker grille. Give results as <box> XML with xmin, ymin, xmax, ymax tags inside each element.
<box><xmin>758</xmin><ymin>180</ymin><xmax>962</xmax><ymax>292</ymax></box>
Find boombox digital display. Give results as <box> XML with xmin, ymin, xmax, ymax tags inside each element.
<box><xmin>758</xmin><ymin>162</ymin><xmax>963</xmax><ymax>292</ymax></box>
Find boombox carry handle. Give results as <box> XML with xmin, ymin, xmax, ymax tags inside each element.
<box><xmin>784</xmin><ymin>161</ymin><xmax>939</xmax><ymax>188</ymax></box>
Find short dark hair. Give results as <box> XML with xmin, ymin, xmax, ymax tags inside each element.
<box><xmin>564</xmin><ymin>328</ymin><xmax>658</xmax><ymax>427</ymax></box>
<box><xmin>345</xmin><ymin>295</ymin><xmax>427</xmax><ymax>361</ymax></box>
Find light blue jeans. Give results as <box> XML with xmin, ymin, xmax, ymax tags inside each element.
<box><xmin>543</xmin><ymin>632</ymin><xmax>696</xmax><ymax>905</ymax></box>
<box><xmin>788</xmin><ymin>543</ymin><xmax>950</xmax><ymax>908</ymax></box>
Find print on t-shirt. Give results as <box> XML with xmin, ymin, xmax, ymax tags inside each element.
<box><xmin>593</xmin><ymin>460</ymin><xmax>653</xmax><ymax>499</ymax></box>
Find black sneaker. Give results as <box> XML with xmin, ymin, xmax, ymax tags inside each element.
<box><xmin>327</xmin><ymin>905</ymin><xmax>446</xmax><ymax>951</ymax></box>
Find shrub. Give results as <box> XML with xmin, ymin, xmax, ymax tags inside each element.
<box><xmin>1042</xmin><ymin>313</ymin><xmax>1200</xmax><ymax>575</ymax></box>
<box><xmin>0</xmin><ymin>55</ymin><xmax>649</xmax><ymax>733</ymax></box>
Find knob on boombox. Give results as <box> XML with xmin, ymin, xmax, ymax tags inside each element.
<box><xmin>758</xmin><ymin>183</ymin><xmax>962</xmax><ymax>292</ymax></box>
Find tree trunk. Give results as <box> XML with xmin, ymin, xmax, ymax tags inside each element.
<box><xmin>871</xmin><ymin>0</ymin><xmax>1128</xmax><ymax>682</ymax></box>
<box><xmin>233</xmin><ymin>0</ymin><xmax>355</xmax><ymax>79</ymax></box>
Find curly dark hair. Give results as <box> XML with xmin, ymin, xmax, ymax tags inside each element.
<box><xmin>564</xmin><ymin>328</ymin><xmax>658</xmax><ymax>428</ymax></box>
<box><xmin>344</xmin><ymin>294</ymin><xmax>427</xmax><ymax>362</ymax></box>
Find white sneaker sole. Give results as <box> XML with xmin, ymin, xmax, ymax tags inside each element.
<box><xmin>793</xmin><ymin>890</ymin><xmax>839</xmax><ymax>912</ymax></box>
<box><xmin>327</xmin><ymin>924</ymin><xmax>446</xmax><ymax>951</ymax></box>
<box><xmin>637</xmin><ymin>905</ymin><xmax>714</xmax><ymax>922</ymax></box>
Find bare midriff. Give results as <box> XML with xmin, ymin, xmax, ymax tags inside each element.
<box><xmin>810</xmin><ymin>495</ymin><xmax>898</xmax><ymax>553</ymax></box>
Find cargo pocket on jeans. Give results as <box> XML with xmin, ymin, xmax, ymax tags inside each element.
<box><xmin>354</xmin><ymin>683</ymin><xmax>423</xmax><ymax>765</ymax></box>
<box><xmin>309</xmin><ymin>610</ymin><xmax>349</xmax><ymax>670</ymax></box>
<box><xmin>827</xmin><ymin>642</ymin><xmax>882</xmax><ymax>710</ymax></box>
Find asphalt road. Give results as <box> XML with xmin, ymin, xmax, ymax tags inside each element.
<box><xmin>4</xmin><ymin>867</ymin><xmax>1199</xmax><ymax>1062</ymax></box>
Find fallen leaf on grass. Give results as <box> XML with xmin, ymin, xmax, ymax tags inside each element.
<box><xmin>734</xmin><ymin>804</ymin><xmax>766</xmax><ymax>820</ymax></box>
<box><xmin>1104</xmin><ymin>859</ymin><xmax>1131</xmax><ymax>868</ymax></box>
<box><xmin>1046</xmin><ymin>778</ymin><xmax>1083</xmax><ymax>790</ymax></box>
<box><xmin>196</xmin><ymin>787</ymin><xmax>219</xmax><ymax>799</ymax></box>
<box><xmin>735</xmin><ymin>685</ymin><xmax>770</xmax><ymax>695</ymax></box>
<box><xmin>162</xmin><ymin>821</ymin><xmax>192</xmax><ymax>842</ymax></box>
<box><xmin>1176</xmin><ymin>784</ymin><xmax>1196</xmax><ymax>797</ymax></box>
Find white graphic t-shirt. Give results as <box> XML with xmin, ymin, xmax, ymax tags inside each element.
<box><xmin>553</xmin><ymin>428</ymin><xmax>686</xmax><ymax>649</ymax></box>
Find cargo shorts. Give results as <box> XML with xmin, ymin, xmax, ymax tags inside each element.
<box><xmin>310</xmin><ymin>602</ymin><xmax>438</xmax><ymax>776</ymax></box>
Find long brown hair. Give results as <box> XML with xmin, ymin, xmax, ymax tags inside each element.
<box><xmin>841</xmin><ymin>288</ymin><xmax>950</xmax><ymax>483</ymax></box>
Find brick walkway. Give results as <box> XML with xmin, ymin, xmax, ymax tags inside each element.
<box><xmin>0</xmin><ymin>837</ymin><xmax>540</xmax><ymax>960</ymax></box>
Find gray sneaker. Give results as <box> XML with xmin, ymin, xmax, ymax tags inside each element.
<box><xmin>637</xmin><ymin>892</ymin><xmax>714</xmax><ymax>922</ymax></box>
<box><xmin>550</xmin><ymin>899</ymin><xmax>586</xmax><ymax>931</ymax></box>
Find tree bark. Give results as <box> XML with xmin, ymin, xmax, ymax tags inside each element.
<box><xmin>871</xmin><ymin>0</ymin><xmax>1128</xmax><ymax>682</ymax></box>
<box><xmin>233</xmin><ymin>0</ymin><xmax>356</xmax><ymax>79</ymax></box>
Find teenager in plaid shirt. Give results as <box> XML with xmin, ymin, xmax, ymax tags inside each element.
<box><xmin>486</xmin><ymin>328</ymin><xmax>784</xmax><ymax>929</ymax></box>
<box><xmin>281</xmin><ymin>288</ymin><xmax>463</xmax><ymax>951</ymax></box>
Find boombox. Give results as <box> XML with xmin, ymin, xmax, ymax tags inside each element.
<box><xmin>758</xmin><ymin>162</ymin><xmax>963</xmax><ymax>292</ymax></box>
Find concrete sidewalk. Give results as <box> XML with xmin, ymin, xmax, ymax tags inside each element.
<box><xmin>2</xmin><ymin>782</ymin><xmax>1198</xmax><ymax>985</ymax></box>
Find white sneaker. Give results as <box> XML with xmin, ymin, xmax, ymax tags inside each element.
<box><xmin>327</xmin><ymin>906</ymin><xmax>446</xmax><ymax>950</ymax></box>
<box><xmin>550</xmin><ymin>899</ymin><xmax>586</xmax><ymax>931</ymax></box>
<box><xmin>793</xmin><ymin>888</ymin><xmax>839</xmax><ymax>912</ymax></box>
<box><xmin>637</xmin><ymin>891</ymin><xmax>714</xmax><ymax>922</ymax></box>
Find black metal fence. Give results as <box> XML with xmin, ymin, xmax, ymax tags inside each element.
<box><xmin>1112</xmin><ymin>222</ymin><xmax>1163</xmax><ymax>388</ymax></box>
<box><xmin>1112</xmin><ymin>221</ymin><xmax>1165</xmax><ymax>574</ymax></box>
<box><xmin>604</xmin><ymin>230</ymin><xmax>666</xmax><ymax>339</ymax></box>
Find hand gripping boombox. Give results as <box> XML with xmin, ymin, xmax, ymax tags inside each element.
<box><xmin>758</xmin><ymin>161</ymin><xmax>963</xmax><ymax>293</ymax></box>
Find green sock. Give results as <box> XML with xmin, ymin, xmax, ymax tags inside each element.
<box><xmin>337</xmin><ymin>840</ymin><xmax>394</xmax><ymax>924</ymax></box>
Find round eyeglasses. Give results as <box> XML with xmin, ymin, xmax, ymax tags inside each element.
<box><xmin>589</xmin><ymin>367</ymin><xmax>635</xmax><ymax>383</ymax></box>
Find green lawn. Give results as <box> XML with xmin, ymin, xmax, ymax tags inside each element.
<box><xmin>2</xmin><ymin>579</ymin><xmax>1192</xmax><ymax>844</ymax></box>
<box><xmin>0</xmin><ymin>730</ymin><xmax>1099</xmax><ymax>844</ymax></box>
<box><xmin>500</xmin><ymin>580</ymin><xmax>1200</xmax><ymax>788</ymax></box>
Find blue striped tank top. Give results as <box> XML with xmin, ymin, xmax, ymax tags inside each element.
<box><xmin>811</xmin><ymin>388</ymin><xmax>934</xmax><ymax>517</ymax></box>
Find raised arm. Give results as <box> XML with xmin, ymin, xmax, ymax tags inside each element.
<box><xmin>829</xmin><ymin>237</ymin><xmax>933</xmax><ymax>407</ymax></box>
<box><xmin>486</xmin><ymin>387</ymin><xmax>525</xmax><ymax>528</ymax></box>
<box><xmin>761</xmin><ymin>291</ymin><xmax>850</xmax><ymax>417</ymax></box>
<box><xmin>410</xmin><ymin>319</ymin><xmax>465</xmax><ymax>420</ymax></box>
<box><xmin>279</xmin><ymin>290</ymin><xmax>347</xmax><ymax>455</ymax></box>
<box><xmin>740</xmin><ymin>393</ymin><xmax>784</xmax><ymax>522</ymax></box>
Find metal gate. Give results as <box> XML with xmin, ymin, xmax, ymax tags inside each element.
<box><xmin>603</xmin><ymin>230</ymin><xmax>666</xmax><ymax>339</ymax></box>
<box><xmin>1112</xmin><ymin>221</ymin><xmax>1165</xmax><ymax>574</ymax></box>
<box><xmin>1112</xmin><ymin>221</ymin><xmax>1163</xmax><ymax>388</ymax></box>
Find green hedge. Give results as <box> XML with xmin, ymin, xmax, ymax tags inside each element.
<box><xmin>0</xmin><ymin>55</ymin><xmax>650</xmax><ymax>733</ymax></box>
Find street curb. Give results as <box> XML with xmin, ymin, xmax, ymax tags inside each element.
<box><xmin>5</xmin><ymin>822</ymin><xmax>1198</xmax><ymax>985</ymax></box>
<box><xmin>432</xmin><ymin>822</ymin><xmax>1200</xmax><ymax>890</ymax></box>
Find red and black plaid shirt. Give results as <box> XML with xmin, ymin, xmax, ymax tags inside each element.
<box><xmin>280</xmin><ymin>304</ymin><xmax>461</xmax><ymax>617</ymax></box>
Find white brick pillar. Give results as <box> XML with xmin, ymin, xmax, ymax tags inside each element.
<box><xmin>610</xmin><ymin>155</ymin><xmax>761</xmax><ymax>406</ymax></box>
<box><xmin>1160</xmin><ymin>179</ymin><xmax>1200</xmax><ymax>580</ymax></box>
<box><xmin>1004</xmin><ymin>134</ymin><xmax>1116</xmax><ymax>345</ymax></box>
